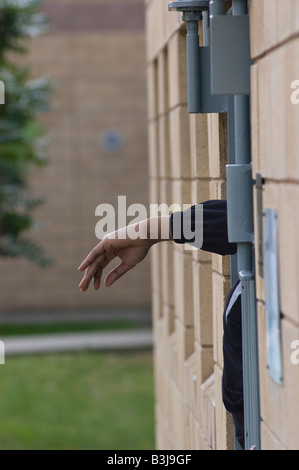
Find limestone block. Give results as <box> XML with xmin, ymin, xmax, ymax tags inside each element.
<box><xmin>176</xmin><ymin>317</ymin><xmax>195</xmax><ymax>378</ymax></box>
<box><xmin>212</xmin><ymin>272</ymin><xmax>231</xmax><ymax>367</ymax></box>
<box><xmin>258</xmin><ymin>302</ymin><xmax>299</xmax><ymax>450</ymax></box>
<box><xmin>209</xmin><ymin>179</ymin><xmax>226</xmax><ymax>201</ymax></box>
<box><xmin>146</xmin><ymin>60</ymin><xmax>158</xmax><ymax>121</ymax></box>
<box><xmin>169</xmin><ymin>106</ymin><xmax>191</xmax><ymax>179</ymax></box>
<box><xmin>148</xmin><ymin>120</ymin><xmax>159</xmax><ymax>178</ymax></box>
<box><xmin>249</xmin><ymin>0</ymin><xmax>266</xmax><ymax>60</ymax></box>
<box><xmin>258</xmin><ymin>39</ymin><xmax>299</xmax><ymax>181</ymax></box>
<box><xmin>195</xmin><ymin>342</ymin><xmax>214</xmax><ymax>428</ymax></box>
<box><xmin>207</xmin><ymin>114</ymin><xmax>227</xmax><ymax>179</ymax></box>
<box><xmin>168</xmin><ymin>330</ymin><xmax>178</xmax><ymax>385</ymax></box>
<box><xmin>184</xmin><ymin>352</ymin><xmax>197</xmax><ymax>419</ymax></box>
<box><xmin>157</xmin><ymin>48</ymin><xmax>169</xmax><ymax>116</ymax></box>
<box><xmin>190</xmin><ymin>180</ymin><xmax>212</xmax><ymax>263</ymax></box>
<box><xmin>145</xmin><ymin>0</ymin><xmax>164</xmax><ymax>61</ymax></box>
<box><xmin>150</xmin><ymin>244</ymin><xmax>163</xmax><ymax>317</ymax></box>
<box><xmin>214</xmin><ymin>364</ymin><xmax>234</xmax><ymax>450</ymax></box>
<box><xmin>165</xmin><ymin>0</ymin><xmax>184</xmax><ymax>42</ymax></box>
<box><xmin>165</xmin><ymin>304</ymin><xmax>175</xmax><ymax>335</ymax></box>
<box><xmin>189</xmin><ymin>113</ymin><xmax>209</xmax><ymax>179</ymax></box>
<box><xmin>195</xmin><ymin>341</ymin><xmax>214</xmax><ymax>388</ymax></box>
<box><xmin>263</xmin><ymin>182</ymin><xmax>299</xmax><ymax>324</ymax></box>
<box><xmin>260</xmin><ymin>421</ymin><xmax>287</xmax><ymax>451</ymax></box>
<box><xmin>154</xmin><ymin>350</ymin><xmax>171</xmax><ymax>427</ymax></box>
<box><xmin>171</xmin><ymin>179</ymin><xmax>192</xmax><ymax>210</ymax></box>
<box><xmin>149</xmin><ymin>177</ymin><xmax>160</xmax><ymax>206</ymax></box>
<box><xmin>173</xmin><ymin>249</ymin><xmax>194</xmax><ymax>326</ymax></box>
<box><xmin>278</xmin><ymin>185</ymin><xmax>299</xmax><ymax>325</ymax></box>
<box><xmin>158</xmin><ymin>114</ymin><xmax>171</xmax><ymax>178</ymax></box>
<box><xmin>200</xmin><ymin>373</ymin><xmax>216</xmax><ymax>450</ymax></box>
<box><xmin>250</xmin><ymin>0</ymin><xmax>299</xmax><ymax>60</ymax></box>
<box><xmin>211</xmin><ymin>253</ymin><xmax>230</xmax><ymax>279</ymax></box>
<box><xmin>170</xmin><ymin>381</ymin><xmax>187</xmax><ymax>449</ymax></box>
<box><xmin>193</xmin><ymin>260</ymin><xmax>213</xmax><ymax>346</ymax></box>
<box><xmin>276</xmin><ymin>0</ymin><xmax>297</xmax><ymax>46</ymax></box>
<box><xmin>160</xmin><ymin>242</ymin><xmax>174</xmax><ymax>309</ymax></box>
<box><xmin>168</xmin><ymin>30</ymin><xmax>187</xmax><ymax>108</ymax></box>
<box><xmin>194</xmin><ymin>419</ymin><xmax>208</xmax><ymax>450</ymax></box>
<box><xmin>191</xmin><ymin>178</ymin><xmax>210</xmax><ymax>208</ymax></box>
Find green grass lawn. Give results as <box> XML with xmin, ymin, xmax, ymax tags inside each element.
<box><xmin>0</xmin><ymin>319</ymin><xmax>140</xmax><ymax>336</ymax></box>
<box><xmin>0</xmin><ymin>351</ymin><xmax>155</xmax><ymax>450</ymax></box>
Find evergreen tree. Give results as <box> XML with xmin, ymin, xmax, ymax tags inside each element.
<box><xmin>0</xmin><ymin>0</ymin><xmax>53</xmax><ymax>266</ymax></box>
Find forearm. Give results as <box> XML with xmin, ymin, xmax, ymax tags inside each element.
<box><xmin>146</xmin><ymin>216</ymin><xmax>173</xmax><ymax>246</ymax></box>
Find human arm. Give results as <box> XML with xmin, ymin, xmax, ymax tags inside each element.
<box><xmin>78</xmin><ymin>216</ymin><xmax>171</xmax><ymax>291</ymax></box>
<box><xmin>78</xmin><ymin>200</ymin><xmax>236</xmax><ymax>292</ymax></box>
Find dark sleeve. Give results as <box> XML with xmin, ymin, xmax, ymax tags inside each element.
<box><xmin>170</xmin><ymin>200</ymin><xmax>237</xmax><ymax>256</ymax></box>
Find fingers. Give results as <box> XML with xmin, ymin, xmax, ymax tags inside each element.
<box><xmin>78</xmin><ymin>234</ymin><xmax>118</xmax><ymax>272</ymax></box>
<box><xmin>77</xmin><ymin>246</ymin><xmax>102</xmax><ymax>272</ymax></box>
<box><xmin>93</xmin><ymin>257</ymin><xmax>110</xmax><ymax>290</ymax></box>
<box><xmin>104</xmin><ymin>261</ymin><xmax>133</xmax><ymax>287</ymax></box>
<box><xmin>78</xmin><ymin>252</ymin><xmax>110</xmax><ymax>292</ymax></box>
<box><xmin>78</xmin><ymin>267</ymin><xmax>100</xmax><ymax>292</ymax></box>
<box><xmin>78</xmin><ymin>236</ymin><xmax>133</xmax><ymax>292</ymax></box>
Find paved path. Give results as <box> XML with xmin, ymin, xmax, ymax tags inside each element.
<box><xmin>0</xmin><ymin>308</ymin><xmax>153</xmax><ymax>357</ymax></box>
<box><xmin>2</xmin><ymin>329</ymin><xmax>153</xmax><ymax>356</ymax></box>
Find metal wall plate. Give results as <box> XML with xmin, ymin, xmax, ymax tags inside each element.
<box><xmin>198</xmin><ymin>47</ymin><xmax>227</xmax><ymax>114</ymax></box>
<box><xmin>264</xmin><ymin>209</ymin><xmax>283</xmax><ymax>385</ymax></box>
<box><xmin>226</xmin><ymin>164</ymin><xmax>254</xmax><ymax>244</ymax></box>
<box><xmin>210</xmin><ymin>15</ymin><xmax>251</xmax><ymax>95</ymax></box>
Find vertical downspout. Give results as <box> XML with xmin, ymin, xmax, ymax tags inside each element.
<box><xmin>185</xmin><ymin>12</ymin><xmax>202</xmax><ymax>114</ymax></box>
<box><xmin>211</xmin><ymin>0</ymin><xmax>261</xmax><ymax>450</ymax></box>
<box><xmin>227</xmin><ymin>95</ymin><xmax>239</xmax><ymax>286</ymax></box>
<box><xmin>231</xmin><ymin>0</ymin><xmax>261</xmax><ymax>450</ymax></box>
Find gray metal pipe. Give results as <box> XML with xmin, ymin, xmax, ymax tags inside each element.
<box><xmin>211</xmin><ymin>0</ymin><xmax>260</xmax><ymax>450</ymax></box>
<box><xmin>233</xmin><ymin>96</ymin><xmax>251</xmax><ymax>166</ymax></box>
<box><xmin>232</xmin><ymin>0</ymin><xmax>248</xmax><ymax>15</ymax></box>
<box><xmin>231</xmin><ymin>0</ymin><xmax>261</xmax><ymax>451</ymax></box>
<box><xmin>209</xmin><ymin>0</ymin><xmax>226</xmax><ymax>16</ymax></box>
<box><xmin>168</xmin><ymin>1</ymin><xmax>210</xmax><ymax>113</ymax></box>
<box><xmin>185</xmin><ymin>16</ymin><xmax>201</xmax><ymax>113</ymax></box>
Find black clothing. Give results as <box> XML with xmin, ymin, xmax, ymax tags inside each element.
<box><xmin>171</xmin><ymin>200</ymin><xmax>244</xmax><ymax>449</ymax></box>
<box><xmin>171</xmin><ymin>200</ymin><xmax>237</xmax><ymax>255</ymax></box>
<box><xmin>222</xmin><ymin>279</ymin><xmax>244</xmax><ymax>449</ymax></box>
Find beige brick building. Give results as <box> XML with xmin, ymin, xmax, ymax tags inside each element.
<box><xmin>0</xmin><ymin>0</ymin><xmax>151</xmax><ymax>313</ymax></box>
<box><xmin>146</xmin><ymin>0</ymin><xmax>299</xmax><ymax>451</ymax></box>
<box><xmin>2</xmin><ymin>0</ymin><xmax>299</xmax><ymax>452</ymax></box>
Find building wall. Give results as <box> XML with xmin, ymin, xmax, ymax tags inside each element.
<box><xmin>146</xmin><ymin>0</ymin><xmax>299</xmax><ymax>451</ymax></box>
<box><xmin>146</xmin><ymin>0</ymin><xmax>234</xmax><ymax>450</ymax></box>
<box><xmin>250</xmin><ymin>0</ymin><xmax>299</xmax><ymax>451</ymax></box>
<box><xmin>0</xmin><ymin>0</ymin><xmax>151</xmax><ymax>313</ymax></box>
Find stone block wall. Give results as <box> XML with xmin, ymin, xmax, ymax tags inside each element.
<box><xmin>146</xmin><ymin>0</ymin><xmax>234</xmax><ymax>450</ymax></box>
<box><xmin>146</xmin><ymin>0</ymin><xmax>299</xmax><ymax>450</ymax></box>
<box><xmin>250</xmin><ymin>0</ymin><xmax>299</xmax><ymax>451</ymax></box>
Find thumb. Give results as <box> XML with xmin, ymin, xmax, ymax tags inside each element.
<box><xmin>104</xmin><ymin>261</ymin><xmax>133</xmax><ymax>287</ymax></box>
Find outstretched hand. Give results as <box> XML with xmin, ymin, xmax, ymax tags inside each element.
<box><xmin>78</xmin><ymin>216</ymin><xmax>172</xmax><ymax>292</ymax></box>
<box><xmin>78</xmin><ymin>220</ymin><xmax>154</xmax><ymax>292</ymax></box>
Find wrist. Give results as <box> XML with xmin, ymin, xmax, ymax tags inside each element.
<box><xmin>146</xmin><ymin>216</ymin><xmax>172</xmax><ymax>245</ymax></box>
